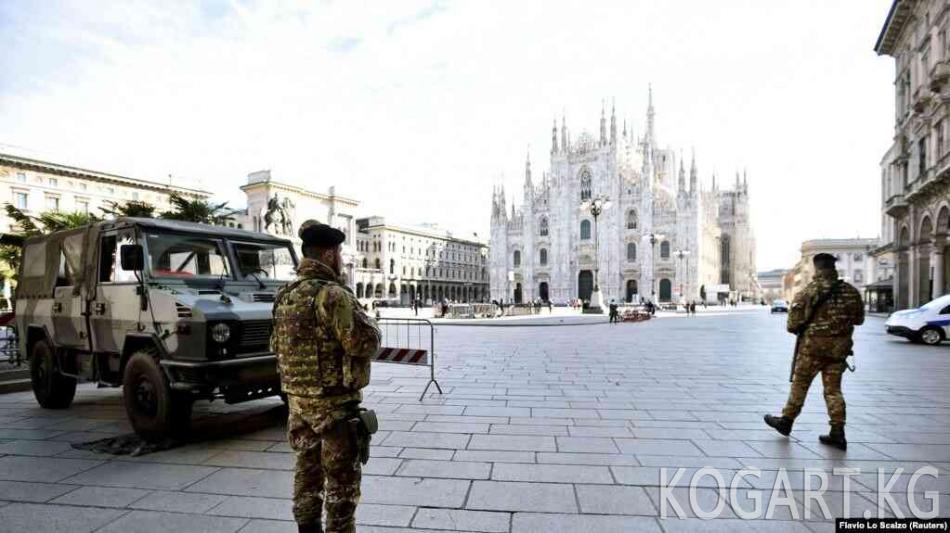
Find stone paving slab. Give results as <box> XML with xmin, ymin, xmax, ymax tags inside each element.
<box><xmin>0</xmin><ymin>312</ymin><xmax>946</xmax><ymax>531</ymax></box>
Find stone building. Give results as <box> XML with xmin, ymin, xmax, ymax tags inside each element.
<box><xmin>351</xmin><ymin>216</ymin><xmax>488</xmax><ymax>305</ymax></box>
<box><xmin>0</xmin><ymin>152</ymin><xmax>211</xmax><ymax>301</ymax></box>
<box><xmin>236</xmin><ymin>170</ymin><xmax>360</xmax><ymax>283</ymax></box>
<box><xmin>757</xmin><ymin>269</ymin><xmax>789</xmax><ymax>302</ymax></box>
<box><xmin>0</xmin><ymin>152</ymin><xmax>210</xmax><ymax>233</ymax></box>
<box><xmin>489</xmin><ymin>91</ymin><xmax>758</xmax><ymax>305</ymax></box>
<box><xmin>874</xmin><ymin>0</ymin><xmax>950</xmax><ymax>309</ymax></box>
<box><xmin>783</xmin><ymin>238</ymin><xmax>890</xmax><ymax>307</ymax></box>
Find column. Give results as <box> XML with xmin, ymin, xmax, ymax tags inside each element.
<box><xmin>933</xmin><ymin>238</ymin><xmax>946</xmax><ymax>299</ymax></box>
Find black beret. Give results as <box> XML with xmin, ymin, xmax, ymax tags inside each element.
<box><xmin>298</xmin><ymin>219</ymin><xmax>345</xmax><ymax>247</ymax></box>
<box><xmin>813</xmin><ymin>253</ymin><xmax>837</xmax><ymax>266</ymax></box>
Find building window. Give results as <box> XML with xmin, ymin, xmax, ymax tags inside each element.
<box><xmin>107</xmin><ymin>187</ymin><xmax>115</xmax><ymax>195</ymax></box>
<box><xmin>16</xmin><ymin>172</ymin><xmax>26</xmax><ymax>183</ymax></box>
<box><xmin>539</xmin><ymin>248</ymin><xmax>548</xmax><ymax>265</ymax></box>
<box><xmin>853</xmin><ymin>270</ymin><xmax>864</xmax><ymax>284</ymax></box>
<box><xmin>937</xmin><ymin>121</ymin><xmax>945</xmax><ymax>158</ymax></box>
<box><xmin>132</xmin><ymin>192</ymin><xmax>139</xmax><ymax>201</ymax></box>
<box><xmin>513</xmin><ymin>250</ymin><xmax>521</xmax><ymax>267</ymax></box>
<box><xmin>14</xmin><ymin>192</ymin><xmax>27</xmax><ymax>209</ymax></box>
<box><xmin>77</xmin><ymin>200</ymin><xmax>89</xmax><ymax>213</ymax></box>
<box><xmin>48</xmin><ymin>178</ymin><xmax>58</xmax><ymax>187</ymax></box>
<box><xmin>390</xmin><ymin>259</ymin><xmax>395</xmax><ymax>274</ymax></box>
<box><xmin>853</xmin><ymin>253</ymin><xmax>863</xmax><ymax>262</ymax></box>
<box><xmin>580</xmin><ymin>168</ymin><xmax>592</xmax><ymax>200</ymax></box>
<box><xmin>660</xmin><ymin>240</ymin><xmax>670</xmax><ymax>259</ymax></box>
<box><xmin>362</xmin><ymin>258</ymin><xmax>368</xmax><ymax>268</ymax></box>
<box><xmin>46</xmin><ymin>195</ymin><xmax>60</xmax><ymax>211</ymax></box>
<box><xmin>918</xmin><ymin>136</ymin><xmax>928</xmax><ymax>178</ymax></box>
<box><xmin>375</xmin><ymin>258</ymin><xmax>381</xmax><ymax>270</ymax></box>
<box><xmin>539</xmin><ymin>217</ymin><xmax>549</xmax><ymax>236</ymax></box>
<box><xmin>627</xmin><ymin>242</ymin><xmax>637</xmax><ymax>261</ymax></box>
<box><xmin>580</xmin><ymin>220</ymin><xmax>591</xmax><ymax>240</ymax></box>
<box><xmin>626</xmin><ymin>209</ymin><xmax>638</xmax><ymax>229</ymax></box>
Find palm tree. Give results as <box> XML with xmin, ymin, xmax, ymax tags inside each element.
<box><xmin>160</xmin><ymin>193</ymin><xmax>236</xmax><ymax>225</ymax></box>
<box><xmin>0</xmin><ymin>204</ymin><xmax>99</xmax><ymax>285</ymax></box>
<box><xmin>100</xmin><ymin>200</ymin><xmax>157</xmax><ymax>218</ymax></box>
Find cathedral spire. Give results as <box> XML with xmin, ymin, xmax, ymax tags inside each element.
<box><xmin>712</xmin><ymin>173</ymin><xmax>717</xmax><ymax>191</ymax></box>
<box><xmin>551</xmin><ymin>118</ymin><xmax>558</xmax><ymax>154</ymax></box>
<box><xmin>561</xmin><ymin>114</ymin><xmax>568</xmax><ymax>153</ymax></box>
<box><xmin>525</xmin><ymin>148</ymin><xmax>532</xmax><ymax>186</ymax></box>
<box><xmin>735</xmin><ymin>170</ymin><xmax>741</xmax><ymax>190</ymax></box>
<box><xmin>743</xmin><ymin>168</ymin><xmax>748</xmax><ymax>192</ymax></box>
<box><xmin>678</xmin><ymin>154</ymin><xmax>686</xmax><ymax>192</ymax></box>
<box><xmin>689</xmin><ymin>149</ymin><xmax>698</xmax><ymax>193</ymax></box>
<box><xmin>622</xmin><ymin>119</ymin><xmax>627</xmax><ymax>138</ymax></box>
<box><xmin>610</xmin><ymin>99</ymin><xmax>617</xmax><ymax>145</ymax></box>
<box><xmin>599</xmin><ymin>100</ymin><xmax>607</xmax><ymax>146</ymax></box>
<box><xmin>646</xmin><ymin>83</ymin><xmax>656</xmax><ymax>147</ymax></box>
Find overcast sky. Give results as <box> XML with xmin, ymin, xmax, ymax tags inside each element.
<box><xmin>0</xmin><ymin>0</ymin><xmax>893</xmax><ymax>270</ymax></box>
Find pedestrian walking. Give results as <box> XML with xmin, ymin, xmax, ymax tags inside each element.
<box><xmin>608</xmin><ymin>300</ymin><xmax>618</xmax><ymax>323</ymax></box>
<box><xmin>764</xmin><ymin>253</ymin><xmax>865</xmax><ymax>450</ymax></box>
<box><xmin>272</xmin><ymin>220</ymin><xmax>381</xmax><ymax>533</ymax></box>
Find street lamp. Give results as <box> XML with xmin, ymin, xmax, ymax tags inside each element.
<box><xmin>674</xmin><ymin>249</ymin><xmax>691</xmax><ymax>303</ymax></box>
<box><xmin>643</xmin><ymin>232</ymin><xmax>666</xmax><ymax>301</ymax></box>
<box><xmin>580</xmin><ymin>195</ymin><xmax>611</xmax><ymax>313</ymax></box>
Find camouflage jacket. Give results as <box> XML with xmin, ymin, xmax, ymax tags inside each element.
<box><xmin>787</xmin><ymin>269</ymin><xmax>865</xmax><ymax>358</ymax></box>
<box><xmin>271</xmin><ymin>258</ymin><xmax>381</xmax><ymax>398</ymax></box>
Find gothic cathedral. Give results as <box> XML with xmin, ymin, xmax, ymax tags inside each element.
<box><xmin>489</xmin><ymin>89</ymin><xmax>758</xmax><ymax>305</ymax></box>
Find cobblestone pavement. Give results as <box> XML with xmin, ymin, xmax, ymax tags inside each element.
<box><xmin>0</xmin><ymin>308</ymin><xmax>947</xmax><ymax>532</ymax></box>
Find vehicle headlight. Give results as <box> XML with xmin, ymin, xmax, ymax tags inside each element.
<box><xmin>211</xmin><ymin>323</ymin><xmax>231</xmax><ymax>343</ymax></box>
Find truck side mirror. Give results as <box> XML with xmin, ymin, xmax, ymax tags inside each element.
<box><xmin>120</xmin><ymin>244</ymin><xmax>145</xmax><ymax>271</ymax></box>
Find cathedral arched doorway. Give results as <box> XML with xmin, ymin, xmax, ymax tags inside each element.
<box><xmin>577</xmin><ymin>270</ymin><xmax>593</xmax><ymax>302</ymax></box>
<box><xmin>539</xmin><ymin>282</ymin><xmax>549</xmax><ymax>302</ymax></box>
<box><xmin>514</xmin><ymin>283</ymin><xmax>523</xmax><ymax>304</ymax></box>
<box><xmin>659</xmin><ymin>278</ymin><xmax>672</xmax><ymax>302</ymax></box>
<box><xmin>625</xmin><ymin>280</ymin><xmax>638</xmax><ymax>303</ymax></box>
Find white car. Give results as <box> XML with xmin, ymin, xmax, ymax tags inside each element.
<box><xmin>885</xmin><ymin>294</ymin><xmax>950</xmax><ymax>345</ymax></box>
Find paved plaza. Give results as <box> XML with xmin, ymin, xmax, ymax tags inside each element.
<box><xmin>0</xmin><ymin>308</ymin><xmax>947</xmax><ymax>532</ymax></box>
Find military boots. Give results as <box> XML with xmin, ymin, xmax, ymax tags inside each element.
<box><xmin>819</xmin><ymin>425</ymin><xmax>847</xmax><ymax>450</ymax></box>
<box><xmin>763</xmin><ymin>414</ymin><xmax>793</xmax><ymax>436</ymax></box>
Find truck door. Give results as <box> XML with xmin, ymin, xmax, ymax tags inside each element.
<box><xmin>90</xmin><ymin>229</ymin><xmax>140</xmax><ymax>354</ymax></box>
<box><xmin>51</xmin><ymin>233</ymin><xmax>87</xmax><ymax>350</ymax></box>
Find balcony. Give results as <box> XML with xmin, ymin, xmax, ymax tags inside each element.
<box><xmin>884</xmin><ymin>193</ymin><xmax>909</xmax><ymax>217</ymax></box>
<box><xmin>931</xmin><ymin>60</ymin><xmax>950</xmax><ymax>92</ymax></box>
<box><xmin>913</xmin><ymin>86</ymin><xmax>933</xmax><ymax>113</ymax></box>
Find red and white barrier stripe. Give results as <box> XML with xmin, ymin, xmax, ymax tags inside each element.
<box><xmin>373</xmin><ymin>347</ymin><xmax>428</xmax><ymax>366</ymax></box>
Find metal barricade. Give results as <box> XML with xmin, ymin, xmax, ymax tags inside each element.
<box><xmin>0</xmin><ymin>312</ymin><xmax>18</xmax><ymax>365</ymax></box>
<box><xmin>375</xmin><ymin>318</ymin><xmax>442</xmax><ymax>401</ymax></box>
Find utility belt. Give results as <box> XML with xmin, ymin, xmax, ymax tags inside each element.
<box><xmin>347</xmin><ymin>406</ymin><xmax>378</xmax><ymax>465</ymax></box>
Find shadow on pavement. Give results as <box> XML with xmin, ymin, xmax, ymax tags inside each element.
<box><xmin>72</xmin><ymin>403</ymin><xmax>287</xmax><ymax>457</ymax></box>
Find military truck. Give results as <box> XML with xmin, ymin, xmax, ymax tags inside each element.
<box><xmin>15</xmin><ymin>217</ymin><xmax>297</xmax><ymax>440</ymax></box>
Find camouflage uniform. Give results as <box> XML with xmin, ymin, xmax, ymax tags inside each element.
<box><xmin>272</xmin><ymin>258</ymin><xmax>380</xmax><ymax>533</ymax></box>
<box><xmin>781</xmin><ymin>269</ymin><xmax>865</xmax><ymax>426</ymax></box>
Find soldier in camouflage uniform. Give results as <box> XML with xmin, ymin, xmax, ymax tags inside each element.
<box><xmin>271</xmin><ymin>219</ymin><xmax>381</xmax><ymax>533</ymax></box>
<box><xmin>764</xmin><ymin>253</ymin><xmax>865</xmax><ymax>450</ymax></box>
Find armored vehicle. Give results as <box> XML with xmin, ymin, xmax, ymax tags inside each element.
<box><xmin>15</xmin><ymin>218</ymin><xmax>297</xmax><ymax>440</ymax></box>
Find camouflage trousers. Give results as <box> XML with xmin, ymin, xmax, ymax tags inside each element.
<box><xmin>288</xmin><ymin>398</ymin><xmax>361</xmax><ymax>533</ymax></box>
<box><xmin>782</xmin><ymin>353</ymin><xmax>847</xmax><ymax>426</ymax></box>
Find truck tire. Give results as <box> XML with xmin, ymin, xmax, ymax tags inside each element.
<box><xmin>920</xmin><ymin>327</ymin><xmax>944</xmax><ymax>346</ymax></box>
<box><xmin>30</xmin><ymin>338</ymin><xmax>76</xmax><ymax>409</ymax></box>
<box><xmin>122</xmin><ymin>351</ymin><xmax>193</xmax><ymax>441</ymax></box>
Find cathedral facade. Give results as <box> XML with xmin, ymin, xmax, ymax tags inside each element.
<box><xmin>489</xmin><ymin>91</ymin><xmax>758</xmax><ymax>305</ymax></box>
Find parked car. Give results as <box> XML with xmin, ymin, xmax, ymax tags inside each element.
<box><xmin>770</xmin><ymin>299</ymin><xmax>789</xmax><ymax>313</ymax></box>
<box><xmin>885</xmin><ymin>294</ymin><xmax>950</xmax><ymax>346</ymax></box>
<box><xmin>15</xmin><ymin>218</ymin><xmax>297</xmax><ymax>440</ymax></box>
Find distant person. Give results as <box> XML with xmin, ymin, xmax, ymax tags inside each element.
<box><xmin>764</xmin><ymin>253</ymin><xmax>865</xmax><ymax>451</ymax></box>
<box><xmin>608</xmin><ymin>300</ymin><xmax>619</xmax><ymax>323</ymax></box>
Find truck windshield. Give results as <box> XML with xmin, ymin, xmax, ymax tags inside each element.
<box><xmin>145</xmin><ymin>233</ymin><xmax>230</xmax><ymax>279</ymax></box>
<box><xmin>232</xmin><ymin>241</ymin><xmax>296</xmax><ymax>282</ymax></box>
